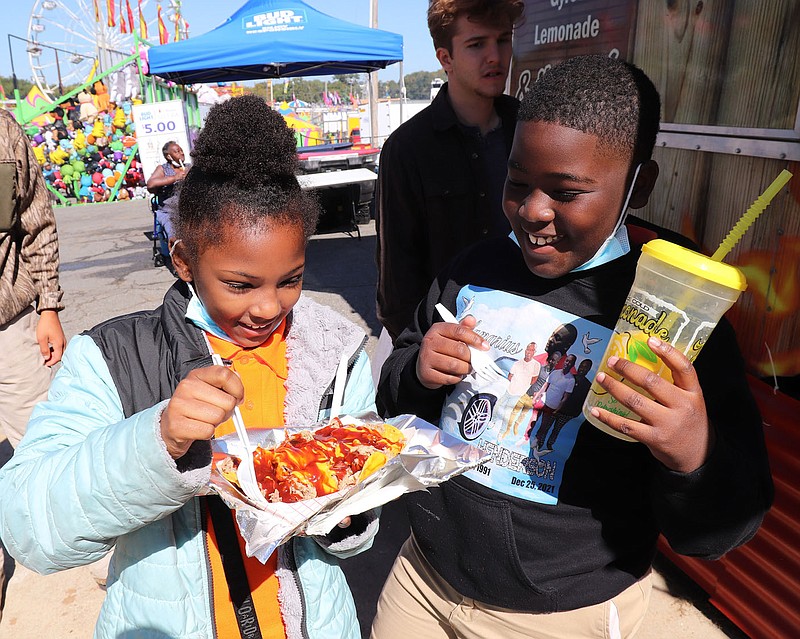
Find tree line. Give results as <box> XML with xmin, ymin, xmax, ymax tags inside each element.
<box><xmin>1</xmin><ymin>70</ymin><xmax>448</xmax><ymax>105</ymax></box>
<box><xmin>248</xmin><ymin>71</ymin><xmax>446</xmax><ymax>104</ymax></box>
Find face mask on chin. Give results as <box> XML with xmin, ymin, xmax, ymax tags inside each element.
<box><xmin>571</xmin><ymin>163</ymin><xmax>642</xmax><ymax>273</ymax></box>
<box><xmin>184</xmin><ymin>283</ymin><xmax>237</xmax><ymax>344</ymax></box>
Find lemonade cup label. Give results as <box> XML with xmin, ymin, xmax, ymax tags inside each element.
<box><xmin>585</xmin><ymin>290</ymin><xmax>691</xmax><ymax>423</ymax></box>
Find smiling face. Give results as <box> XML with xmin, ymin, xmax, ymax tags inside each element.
<box><xmin>504</xmin><ymin>120</ymin><xmax>637</xmax><ymax>278</ymax></box>
<box><xmin>436</xmin><ymin>14</ymin><xmax>513</xmax><ymax>100</ymax></box>
<box><xmin>173</xmin><ymin>220</ymin><xmax>306</xmax><ymax>348</ymax></box>
<box><xmin>524</xmin><ymin>342</ymin><xmax>537</xmax><ymax>361</ymax></box>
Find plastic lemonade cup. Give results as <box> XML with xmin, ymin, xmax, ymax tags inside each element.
<box><xmin>583</xmin><ymin>239</ymin><xmax>747</xmax><ymax>441</ymax></box>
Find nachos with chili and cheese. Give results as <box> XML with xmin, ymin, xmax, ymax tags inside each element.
<box><xmin>217</xmin><ymin>418</ymin><xmax>405</xmax><ymax>503</ymax></box>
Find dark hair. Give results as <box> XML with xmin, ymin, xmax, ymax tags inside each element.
<box><xmin>175</xmin><ymin>95</ymin><xmax>319</xmax><ymax>261</ymax></box>
<box><xmin>518</xmin><ymin>55</ymin><xmax>661</xmax><ymax>165</ymax></box>
<box><xmin>428</xmin><ymin>0</ymin><xmax>524</xmax><ymax>52</ymax></box>
<box><xmin>161</xmin><ymin>141</ymin><xmax>178</xmax><ymax>158</ymax></box>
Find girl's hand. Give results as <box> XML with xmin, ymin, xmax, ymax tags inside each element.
<box><xmin>161</xmin><ymin>365</ymin><xmax>245</xmax><ymax>460</ymax></box>
<box><xmin>589</xmin><ymin>337</ymin><xmax>714</xmax><ymax>473</ymax></box>
<box><xmin>416</xmin><ymin>315</ymin><xmax>489</xmax><ymax>390</ymax></box>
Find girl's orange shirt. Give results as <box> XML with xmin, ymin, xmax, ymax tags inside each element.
<box><xmin>206</xmin><ymin>322</ymin><xmax>288</xmax><ymax>639</ymax></box>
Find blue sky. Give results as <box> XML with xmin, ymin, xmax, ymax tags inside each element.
<box><xmin>2</xmin><ymin>0</ymin><xmax>440</xmax><ymax>84</ymax></box>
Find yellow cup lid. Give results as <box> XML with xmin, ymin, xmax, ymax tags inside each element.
<box><xmin>641</xmin><ymin>239</ymin><xmax>748</xmax><ymax>291</ymax></box>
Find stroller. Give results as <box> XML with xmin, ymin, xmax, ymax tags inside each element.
<box><xmin>145</xmin><ymin>194</ymin><xmax>176</xmax><ymax>274</ymax></box>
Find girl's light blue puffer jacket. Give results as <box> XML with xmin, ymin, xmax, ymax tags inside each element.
<box><xmin>0</xmin><ymin>287</ymin><xmax>377</xmax><ymax>639</ymax></box>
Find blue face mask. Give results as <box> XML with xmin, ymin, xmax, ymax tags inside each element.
<box><xmin>184</xmin><ymin>283</ymin><xmax>238</xmax><ymax>345</ymax></box>
<box><xmin>571</xmin><ymin>163</ymin><xmax>642</xmax><ymax>272</ymax></box>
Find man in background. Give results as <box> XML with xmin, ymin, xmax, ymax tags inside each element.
<box><xmin>375</xmin><ymin>0</ymin><xmax>524</xmax><ymax>342</ymax></box>
<box><xmin>0</xmin><ymin>107</ymin><xmax>66</xmax><ymax>618</ymax></box>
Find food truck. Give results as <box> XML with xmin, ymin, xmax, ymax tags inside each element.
<box><xmin>510</xmin><ymin>2</ymin><xmax>799</xmax><ymax>637</ymax></box>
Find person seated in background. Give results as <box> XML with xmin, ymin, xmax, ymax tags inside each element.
<box><xmin>146</xmin><ymin>141</ymin><xmax>187</xmax><ymax>238</ymax></box>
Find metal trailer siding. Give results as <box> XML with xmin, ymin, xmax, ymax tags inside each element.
<box><xmin>659</xmin><ymin>377</ymin><xmax>800</xmax><ymax>639</ymax></box>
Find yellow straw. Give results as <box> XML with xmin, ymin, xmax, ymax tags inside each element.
<box><xmin>711</xmin><ymin>169</ymin><xmax>793</xmax><ymax>261</ymax></box>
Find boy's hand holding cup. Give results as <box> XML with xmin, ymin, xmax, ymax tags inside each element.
<box><xmin>584</xmin><ymin>239</ymin><xmax>746</xmax><ymax>471</ymax></box>
<box><xmin>591</xmin><ymin>335</ymin><xmax>714</xmax><ymax>473</ymax></box>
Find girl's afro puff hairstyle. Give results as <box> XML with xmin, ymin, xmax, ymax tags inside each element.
<box><xmin>175</xmin><ymin>94</ymin><xmax>319</xmax><ymax>259</ymax></box>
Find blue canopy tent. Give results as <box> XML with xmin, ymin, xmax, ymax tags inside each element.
<box><xmin>147</xmin><ymin>0</ymin><xmax>403</xmax><ymax>83</ymax></box>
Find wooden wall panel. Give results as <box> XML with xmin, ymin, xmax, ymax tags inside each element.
<box><xmin>720</xmin><ymin>1</ymin><xmax>800</xmax><ymax>129</ymax></box>
<box><xmin>634</xmin><ymin>0</ymin><xmax>734</xmax><ymax>126</ymax></box>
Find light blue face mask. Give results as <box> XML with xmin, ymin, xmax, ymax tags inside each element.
<box><xmin>184</xmin><ymin>283</ymin><xmax>239</xmax><ymax>344</ymax></box>
<box><xmin>571</xmin><ymin>163</ymin><xmax>642</xmax><ymax>272</ymax></box>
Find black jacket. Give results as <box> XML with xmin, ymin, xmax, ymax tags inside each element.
<box><xmin>377</xmin><ymin>222</ymin><xmax>773</xmax><ymax>613</ymax></box>
<box><xmin>375</xmin><ymin>83</ymin><xmax>519</xmax><ymax>340</ymax></box>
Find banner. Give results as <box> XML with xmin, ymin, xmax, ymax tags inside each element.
<box><xmin>139</xmin><ymin>0</ymin><xmax>148</xmax><ymax>39</ymax></box>
<box><xmin>119</xmin><ymin>0</ymin><xmax>127</xmax><ymax>33</ymax></box>
<box><xmin>158</xmin><ymin>6</ymin><xmax>168</xmax><ymax>45</ymax></box>
<box><xmin>126</xmin><ymin>0</ymin><xmax>135</xmax><ymax>37</ymax></box>
<box><xmin>106</xmin><ymin>0</ymin><xmax>115</xmax><ymax>28</ymax></box>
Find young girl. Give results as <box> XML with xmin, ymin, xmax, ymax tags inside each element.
<box><xmin>0</xmin><ymin>95</ymin><xmax>377</xmax><ymax>639</ymax></box>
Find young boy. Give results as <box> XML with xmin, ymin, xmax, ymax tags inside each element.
<box><xmin>373</xmin><ymin>55</ymin><xmax>773</xmax><ymax>639</ymax></box>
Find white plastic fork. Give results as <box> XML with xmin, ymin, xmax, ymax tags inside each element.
<box><xmin>211</xmin><ymin>352</ymin><xmax>267</xmax><ymax>507</ymax></box>
<box><xmin>434</xmin><ymin>303</ymin><xmax>505</xmax><ymax>377</ymax></box>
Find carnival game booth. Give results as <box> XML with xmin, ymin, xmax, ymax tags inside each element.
<box><xmin>146</xmin><ymin>0</ymin><xmax>402</xmax><ymax>235</ymax></box>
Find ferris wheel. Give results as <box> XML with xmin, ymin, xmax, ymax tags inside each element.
<box><xmin>26</xmin><ymin>0</ymin><xmax>187</xmax><ymax>100</ymax></box>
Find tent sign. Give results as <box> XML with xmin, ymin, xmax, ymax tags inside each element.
<box><xmin>244</xmin><ymin>9</ymin><xmax>307</xmax><ymax>34</ymax></box>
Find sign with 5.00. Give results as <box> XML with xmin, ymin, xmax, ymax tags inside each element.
<box><xmin>139</xmin><ymin>120</ymin><xmax>178</xmax><ymax>135</ymax></box>
<box><xmin>132</xmin><ymin>99</ymin><xmax>191</xmax><ymax>182</ymax></box>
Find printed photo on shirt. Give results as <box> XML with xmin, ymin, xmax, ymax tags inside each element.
<box><xmin>439</xmin><ymin>286</ymin><xmax>611</xmax><ymax>505</ymax></box>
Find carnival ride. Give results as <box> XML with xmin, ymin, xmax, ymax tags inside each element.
<box><xmin>25</xmin><ymin>0</ymin><xmax>187</xmax><ymax>100</ymax></box>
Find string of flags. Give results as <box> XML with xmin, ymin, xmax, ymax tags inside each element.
<box><xmin>91</xmin><ymin>0</ymin><xmax>187</xmax><ymax>44</ymax></box>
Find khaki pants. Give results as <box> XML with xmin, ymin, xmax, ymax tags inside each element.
<box><xmin>0</xmin><ymin>306</ymin><xmax>54</xmax><ymax>620</ymax></box>
<box><xmin>0</xmin><ymin>306</ymin><xmax>53</xmax><ymax>447</ymax></box>
<box><xmin>501</xmin><ymin>394</ymin><xmax>534</xmax><ymax>439</ymax></box>
<box><xmin>371</xmin><ymin>536</ymin><xmax>652</xmax><ymax>639</ymax></box>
